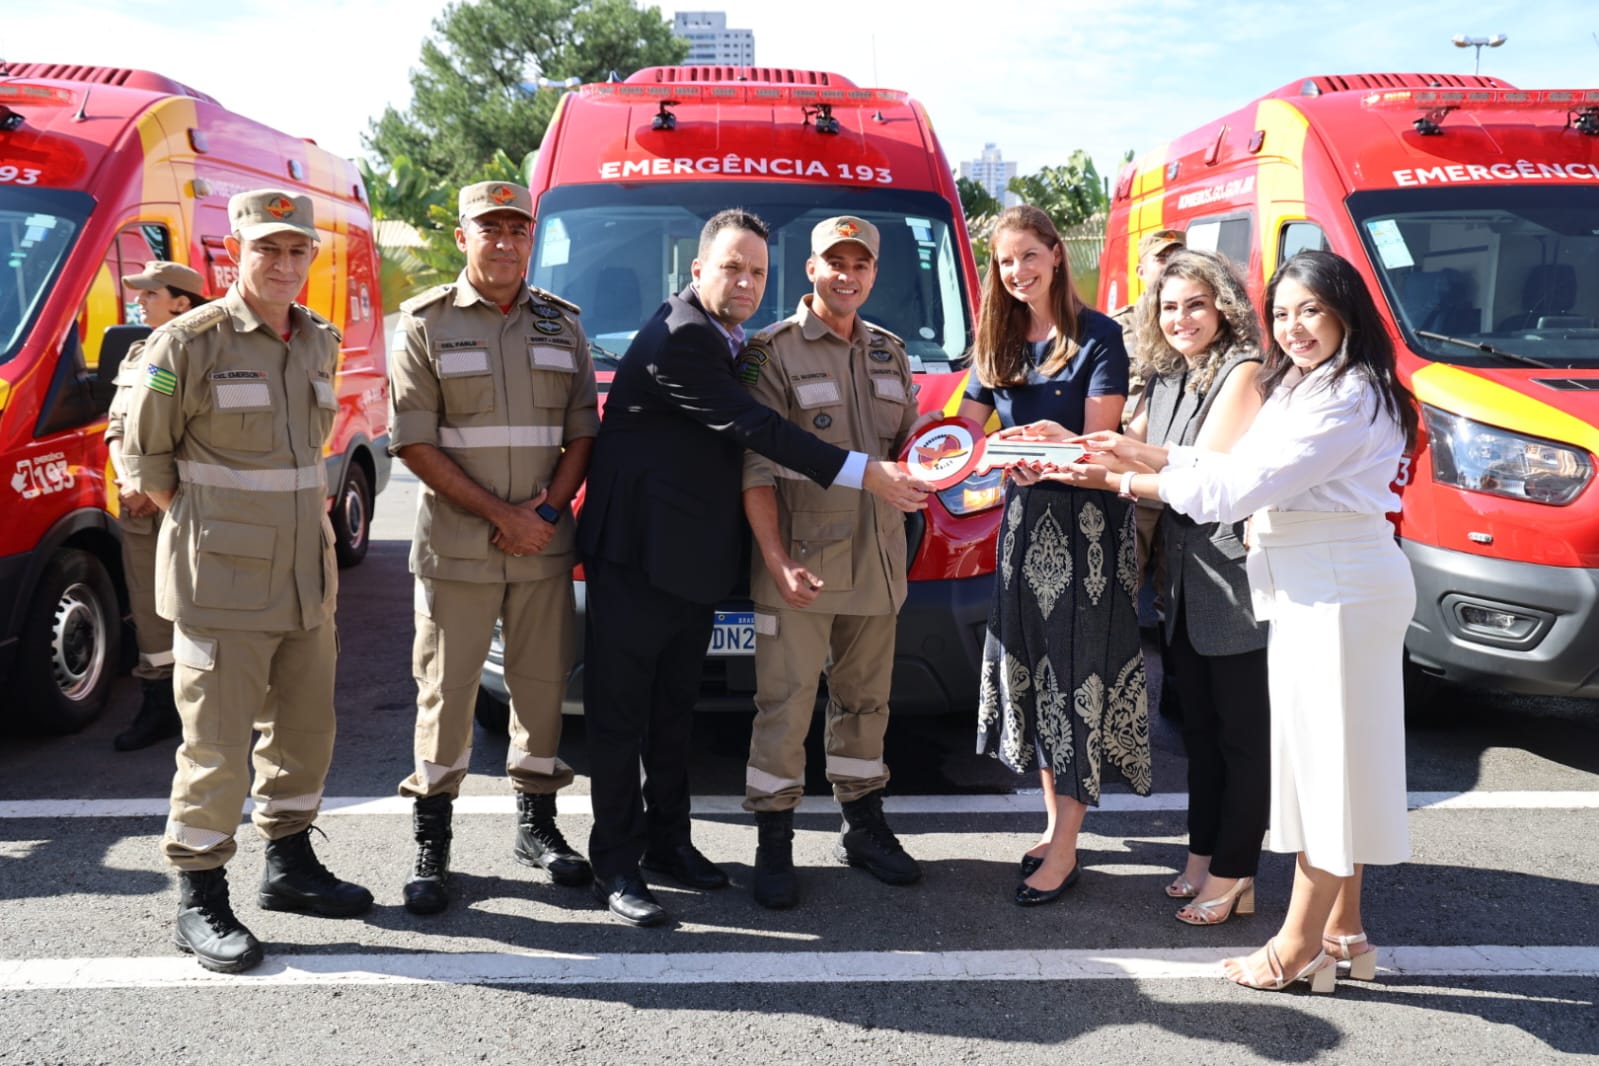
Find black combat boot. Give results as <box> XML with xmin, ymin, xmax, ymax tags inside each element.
<box><xmin>173</xmin><ymin>867</ymin><xmax>264</xmax><ymax>974</ymax></box>
<box><xmin>113</xmin><ymin>678</ymin><xmax>181</xmax><ymax>752</ymax></box>
<box><xmin>403</xmin><ymin>794</ymin><xmax>453</xmax><ymax>915</ymax></box>
<box><xmin>258</xmin><ymin>827</ymin><xmax>374</xmax><ymax>917</ymax></box>
<box><xmin>752</xmin><ymin>809</ymin><xmax>799</xmax><ymax>909</ymax></box>
<box><xmin>836</xmin><ymin>790</ymin><xmax>922</xmax><ymax>885</ymax></box>
<box><xmin>513</xmin><ymin>792</ymin><xmax>591</xmax><ymax>886</ymax></box>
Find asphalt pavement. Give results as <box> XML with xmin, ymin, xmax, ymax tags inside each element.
<box><xmin>2</xmin><ymin>467</ymin><xmax>1596</xmax><ymax>1065</ymax></box>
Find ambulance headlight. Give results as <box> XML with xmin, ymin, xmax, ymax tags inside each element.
<box><xmin>1423</xmin><ymin>405</ymin><xmax>1593</xmax><ymax>505</ymax></box>
<box><xmin>937</xmin><ymin>468</ymin><xmax>1005</xmax><ymax>515</ymax></box>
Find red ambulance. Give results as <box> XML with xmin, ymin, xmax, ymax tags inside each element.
<box><xmin>0</xmin><ymin>63</ymin><xmax>390</xmax><ymax>733</ymax></box>
<box><xmin>1101</xmin><ymin>72</ymin><xmax>1599</xmax><ymax>707</ymax></box>
<box><xmin>480</xmin><ymin>65</ymin><xmax>998</xmax><ymax>719</ymax></box>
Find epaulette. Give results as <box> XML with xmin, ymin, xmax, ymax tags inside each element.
<box><xmin>528</xmin><ymin>285</ymin><xmax>581</xmax><ymax>315</ymax></box>
<box><xmin>400</xmin><ymin>285</ymin><xmax>452</xmax><ymax>315</ymax></box>
<box><xmin>863</xmin><ymin>321</ymin><xmax>906</xmax><ymax>348</ymax></box>
<box><xmin>161</xmin><ymin>303</ymin><xmax>229</xmax><ymax>341</ymax></box>
<box><xmin>750</xmin><ymin>318</ymin><xmax>798</xmax><ymax>345</ymax></box>
<box><xmin>298</xmin><ymin>304</ymin><xmax>343</xmax><ymax>344</ymax></box>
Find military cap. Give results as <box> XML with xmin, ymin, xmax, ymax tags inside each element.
<box><xmin>122</xmin><ymin>260</ymin><xmax>205</xmax><ymax>295</ymax></box>
<box><xmin>229</xmin><ymin>189</ymin><xmax>318</xmax><ymax>242</ymax></box>
<box><xmin>811</xmin><ymin>215</ymin><xmax>880</xmax><ymax>260</ymax></box>
<box><xmin>459</xmin><ymin>181</ymin><xmax>534</xmax><ymax>221</ymax></box>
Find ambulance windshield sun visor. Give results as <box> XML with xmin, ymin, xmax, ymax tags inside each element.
<box><xmin>0</xmin><ymin>187</ymin><xmax>90</xmax><ymax>366</ymax></box>
<box><xmin>529</xmin><ymin>183</ymin><xmax>971</xmax><ymax>367</ymax></box>
<box><xmin>1350</xmin><ymin>185</ymin><xmax>1599</xmax><ymax>369</ymax></box>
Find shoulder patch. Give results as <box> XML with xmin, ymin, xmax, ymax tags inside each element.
<box><xmin>735</xmin><ymin>344</ymin><xmax>770</xmax><ymax>385</ymax></box>
<box><xmin>399</xmin><ymin>285</ymin><xmax>451</xmax><ymax>315</ymax></box>
<box><xmin>528</xmin><ymin>286</ymin><xmax>581</xmax><ymax>315</ymax></box>
<box><xmin>163</xmin><ymin>303</ymin><xmax>229</xmax><ymax>340</ymax></box>
<box><xmin>863</xmin><ymin>321</ymin><xmax>906</xmax><ymax>348</ymax></box>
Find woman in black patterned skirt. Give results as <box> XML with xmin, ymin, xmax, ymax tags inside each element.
<box><xmin>958</xmin><ymin>205</ymin><xmax>1151</xmax><ymax>905</ymax></box>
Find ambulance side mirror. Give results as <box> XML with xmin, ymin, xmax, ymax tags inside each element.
<box><xmin>92</xmin><ymin>324</ymin><xmax>151</xmax><ymax>410</ymax></box>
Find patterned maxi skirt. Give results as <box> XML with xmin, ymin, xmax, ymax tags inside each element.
<box><xmin>976</xmin><ymin>481</ymin><xmax>1152</xmax><ymax>803</ymax></box>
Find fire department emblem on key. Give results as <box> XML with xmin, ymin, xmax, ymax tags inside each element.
<box><xmin>901</xmin><ymin>416</ymin><xmax>982</xmax><ymax>490</ymax></box>
<box><xmin>265</xmin><ymin>196</ymin><xmax>294</xmax><ymax>219</ymax></box>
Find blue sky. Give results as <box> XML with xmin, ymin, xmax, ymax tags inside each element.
<box><xmin>4</xmin><ymin>0</ymin><xmax>1595</xmax><ymax>181</ymax></box>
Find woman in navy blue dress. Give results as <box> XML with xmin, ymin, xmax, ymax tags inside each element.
<box><xmin>960</xmin><ymin>206</ymin><xmax>1151</xmax><ymax>905</ymax></box>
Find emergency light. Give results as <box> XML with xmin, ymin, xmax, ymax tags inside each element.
<box><xmin>1362</xmin><ymin>88</ymin><xmax>1599</xmax><ymax>135</ymax></box>
<box><xmin>583</xmin><ymin>83</ymin><xmax>907</xmax><ymax>108</ymax></box>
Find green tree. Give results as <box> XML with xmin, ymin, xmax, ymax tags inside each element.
<box><xmin>1006</xmin><ymin>149</ymin><xmax>1108</xmax><ymax>233</ymax></box>
<box><xmin>365</xmin><ymin>0</ymin><xmax>687</xmax><ymax>192</ymax></box>
<box><xmin>956</xmin><ymin>176</ymin><xmax>1002</xmax><ymax>220</ymax></box>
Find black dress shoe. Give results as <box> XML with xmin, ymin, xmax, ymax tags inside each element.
<box><xmin>641</xmin><ymin>843</ymin><xmax>729</xmax><ymax>890</ymax></box>
<box><xmin>1014</xmin><ymin>856</ymin><xmax>1081</xmax><ymax>907</ymax></box>
<box><xmin>592</xmin><ymin>873</ymin><xmax>668</xmax><ymax>927</ymax></box>
<box><xmin>1019</xmin><ymin>854</ymin><xmax>1043</xmax><ymax>878</ymax></box>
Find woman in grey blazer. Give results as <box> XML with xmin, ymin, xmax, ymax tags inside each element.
<box><xmin>1131</xmin><ymin>250</ymin><xmax>1269</xmax><ymax>926</ymax></box>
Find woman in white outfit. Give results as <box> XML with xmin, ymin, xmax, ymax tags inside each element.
<box><xmin>1014</xmin><ymin>250</ymin><xmax>1418</xmax><ymax>993</ymax></box>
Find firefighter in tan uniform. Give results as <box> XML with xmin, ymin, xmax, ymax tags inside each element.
<box><xmin>105</xmin><ymin>261</ymin><xmax>208</xmax><ymax>751</ymax></box>
<box><xmin>123</xmin><ymin>190</ymin><xmax>373</xmax><ymax>975</ymax></box>
<box><xmin>388</xmin><ymin>181</ymin><xmax>599</xmax><ymax>915</ymax></box>
<box><xmin>738</xmin><ymin>216</ymin><xmax>923</xmax><ymax>909</ymax></box>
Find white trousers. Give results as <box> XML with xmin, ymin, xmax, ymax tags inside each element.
<box><xmin>1247</xmin><ymin>510</ymin><xmax>1414</xmax><ymax>877</ymax></box>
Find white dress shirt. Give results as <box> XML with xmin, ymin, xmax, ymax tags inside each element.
<box><xmin>1159</xmin><ymin>364</ymin><xmax>1405</xmax><ymax>525</ymax></box>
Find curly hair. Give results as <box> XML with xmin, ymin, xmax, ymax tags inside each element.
<box><xmin>1132</xmin><ymin>250</ymin><xmax>1260</xmax><ymax>395</ymax></box>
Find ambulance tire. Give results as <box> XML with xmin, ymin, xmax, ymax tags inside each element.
<box><xmin>12</xmin><ymin>548</ymin><xmax>120</xmax><ymax>735</ymax></box>
<box><xmin>332</xmin><ymin>461</ymin><xmax>373</xmax><ymax>569</ymax></box>
<box><xmin>474</xmin><ymin>685</ymin><xmax>511</xmax><ymax>735</ymax></box>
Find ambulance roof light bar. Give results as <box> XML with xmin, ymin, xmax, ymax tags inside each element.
<box><xmin>582</xmin><ymin>82</ymin><xmax>906</xmax><ymax>109</ymax></box>
<box><xmin>1362</xmin><ymin>88</ymin><xmax>1599</xmax><ymax>136</ymax></box>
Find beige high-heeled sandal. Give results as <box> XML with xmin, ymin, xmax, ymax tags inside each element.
<box><xmin>1176</xmin><ymin>877</ymin><xmax>1254</xmax><ymax>926</ymax></box>
<box><xmin>1225</xmin><ymin>938</ymin><xmax>1337</xmax><ymax>994</ymax></box>
<box><xmin>1323</xmin><ymin>932</ymin><xmax>1378</xmax><ymax>981</ymax></box>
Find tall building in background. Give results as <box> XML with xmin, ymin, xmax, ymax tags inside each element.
<box><xmin>959</xmin><ymin>143</ymin><xmax>1020</xmax><ymax>208</ymax></box>
<box><xmin>671</xmin><ymin>11</ymin><xmax>755</xmax><ymax>66</ymax></box>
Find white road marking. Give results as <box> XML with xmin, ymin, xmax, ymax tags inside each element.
<box><xmin>3</xmin><ymin>791</ymin><xmax>1597</xmax><ymax>820</ymax></box>
<box><xmin>0</xmin><ymin>945</ymin><xmax>1595</xmax><ymax>991</ymax></box>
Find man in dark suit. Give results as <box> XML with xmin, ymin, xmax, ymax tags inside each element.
<box><xmin>578</xmin><ymin>209</ymin><xmax>928</xmax><ymax>926</ymax></box>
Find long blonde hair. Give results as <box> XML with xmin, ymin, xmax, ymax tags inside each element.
<box><xmin>1134</xmin><ymin>250</ymin><xmax>1260</xmax><ymax>395</ymax></box>
<box><xmin>972</xmin><ymin>205</ymin><xmax>1083</xmax><ymax>388</ymax></box>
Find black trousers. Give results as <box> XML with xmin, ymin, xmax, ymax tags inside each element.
<box><xmin>1167</xmin><ymin>607</ymin><xmax>1271</xmax><ymax>879</ymax></box>
<box><xmin>583</xmin><ymin>561</ymin><xmax>714</xmax><ymax>880</ymax></box>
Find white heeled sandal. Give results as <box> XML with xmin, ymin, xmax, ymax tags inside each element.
<box><xmin>1176</xmin><ymin>877</ymin><xmax>1254</xmax><ymax>926</ymax></box>
<box><xmin>1323</xmin><ymin>931</ymin><xmax>1378</xmax><ymax>981</ymax></box>
<box><xmin>1226</xmin><ymin>938</ymin><xmax>1337</xmax><ymax>994</ymax></box>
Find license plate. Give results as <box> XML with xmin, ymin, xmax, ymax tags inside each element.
<box><xmin>708</xmin><ymin>611</ymin><xmax>756</xmax><ymax>656</ymax></box>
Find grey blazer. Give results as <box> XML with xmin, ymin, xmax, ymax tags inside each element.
<box><xmin>1147</xmin><ymin>347</ymin><xmax>1267</xmax><ymax>656</ymax></box>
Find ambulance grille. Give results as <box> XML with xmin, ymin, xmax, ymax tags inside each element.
<box><xmin>630</xmin><ymin>66</ymin><xmax>854</xmax><ymax>88</ymax></box>
<box><xmin>1533</xmin><ymin>378</ymin><xmax>1599</xmax><ymax>392</ymax></box>
<box><xmin>0</xmin><ymin>62</ymin><xmax>218</xmax><ymax>103</ymax></box>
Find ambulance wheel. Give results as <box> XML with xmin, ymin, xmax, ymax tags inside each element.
<box><xmin>332</xmin><ymin>462</ymin><xmax>373</xmax><ymax>569</ymax></box>
<box><xmin>12</xmin><ymin>549</ymin><xmax>120</xmax><ymax>735</ymax></box>
<box><xmin>475</xmin><ymin>685</ymin><xmax>511</xmax><ymax>735</ymax></box>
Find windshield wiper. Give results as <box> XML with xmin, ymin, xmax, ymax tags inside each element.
<box><xmin>1415</xmin><ymin>330</ymin><xmax>1555</xmax><ymax>369</ymax></box>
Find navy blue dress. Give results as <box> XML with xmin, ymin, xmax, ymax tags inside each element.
<box><xmin>969</xmin><ymin>310</ymin><xmax>1151</xmax><ymax>802</ymax></box>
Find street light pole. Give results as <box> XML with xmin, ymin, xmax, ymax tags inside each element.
<box><xmin>1452</xmin><ymin>33</ymin><xmax>1508</xmax><ymax>76</ymax></box>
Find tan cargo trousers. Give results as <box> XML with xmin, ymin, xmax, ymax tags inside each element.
<box><xmin>398</xmin><ymin>574</ymin><xmax>576</xmax><ymax>799</ymax></box>
<box><xmin>744</xmin><ymin>609</ymin><xmax>894</xmax><ymax>813</ymax></box>
<box><xmin>162</xmin><ymin>621</ymin><xmax>337</xmax><ymax>871</ymax></box>
<box><xmin>119</xmin><ymin>521</ymin><xmax>173</xmax><ymax>681</ymax></box>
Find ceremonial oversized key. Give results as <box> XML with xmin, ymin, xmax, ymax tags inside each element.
<box><xmin>900</xmin><ymin>416</ymin><xmax>1087</xmax><ymax>490</ymax></box>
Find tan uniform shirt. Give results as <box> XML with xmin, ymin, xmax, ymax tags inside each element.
<box><xmin>122</xmin><ymin>286</ymin><xmax>341</xmax><ymax>631</ymax></box>
<box><xmin>106</xmin><ymin>338</ymin><xmax>157</xmax><ymax>536</ymax></box>
<box><xmin>742</xmin><ymin>296</ymin><xmax>918</xmax><ymax>616</ymax></box>
<box><xmin>388</xmin><ymin>274</ymin><xmax>599</xmax><ymax>583</ymax></box>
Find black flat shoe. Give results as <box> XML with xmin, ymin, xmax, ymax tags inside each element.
<box><xmin>592</xmin><ymin>873</ymin><xmax>668</xmax><ymax>927</ymax></box>
<box><xmin>1019</xmin><ymin>854</ymin><xmax>1043</xmax><ymax>878</ymax></box>
<box><xmin>1014</xmin><ymin>857</ymin><xmax>1081</xmax><ymax>906</ymax></box>
<box><xmin>641</xmin><ymin>843</ymin><xmax>729</xmax><ymax>890</ymax></box>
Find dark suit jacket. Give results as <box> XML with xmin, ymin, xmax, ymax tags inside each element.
<box><xmin>578</xmin><ymin>286</ymin><xmax>849</xmax><ymax>604</ymax></box>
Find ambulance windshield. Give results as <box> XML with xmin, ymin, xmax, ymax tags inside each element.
<box><xmin>0</xmin><ymin>188</ymin><xmax>89</xmax><ymax>367</ymax></box>
<box><xmin>1350</xmin><ymin>186</ymin><xmax>1599</xmax><ymax>368</ymax></box>
<box><xmin>529</xmin><ymin>183</ymin><xmax>971</xmax><ymax>370</ymax></box>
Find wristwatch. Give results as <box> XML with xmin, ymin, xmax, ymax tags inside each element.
<box><xmin>535</xmin><ymin>501</ymin><xmax>562</xmax><ymax>524</ymax></box>
<box><xmin>1117</xmin><ymin>470</ymin><xmax>1138</xmax><ymax>500</ymax></box>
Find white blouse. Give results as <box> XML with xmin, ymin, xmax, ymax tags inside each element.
<box><xmin>1158</xmin><ymin>364</ymin><xmax>1406</xmax><ymax>525</ymax></box>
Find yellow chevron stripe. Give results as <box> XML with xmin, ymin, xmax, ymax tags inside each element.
<box><xmin>1411</xmin><ymin>362</ymin><xmax>1599</xmax><ymax>455</ymax></box>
